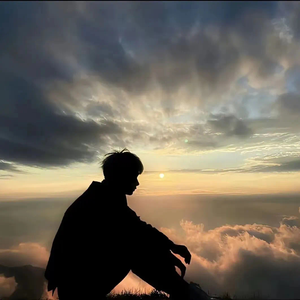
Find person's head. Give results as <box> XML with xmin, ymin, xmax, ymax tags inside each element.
<box><xmin>100</xmin><ymin>148</ymin><xmax>143</xmax><ymax>195</ymax></box>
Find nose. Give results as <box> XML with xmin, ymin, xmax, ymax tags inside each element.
<box><xmin>136</xmin><ymin>179</ymin><xmax>139</xmax><ymax>186</ymax></box>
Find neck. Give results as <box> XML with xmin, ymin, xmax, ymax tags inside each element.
<box><xmin>102</xmin><ymin>179</ymin><xmax>124</xmax><ymax>193</ymax></box>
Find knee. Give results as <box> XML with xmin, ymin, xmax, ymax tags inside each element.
<box><xmin>168</xmin><ymin>278</ymin><xmax>190</xmax><ymax>300</ymax></box>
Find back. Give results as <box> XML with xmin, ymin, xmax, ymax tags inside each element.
<box><xmin>45</xmin><ymin>180</ymin><xmax>128</xmax><ymax>290</ymax></box>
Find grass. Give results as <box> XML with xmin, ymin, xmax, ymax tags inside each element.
<box><xmin>108</xmin><ymin>289</ymin><xmax>169</xmax><ymax>300</ymax></box>
<box><xmin>106</xmin><ymin>289</ymin><xmax>262</xmax><ymax>300</ymax></box>
<box><xmin>25</xmin><ymin>290</ymin><xmax>296</xmax><ymax>300</ymax></box>
<box><xmin>106</xmin><ymin>289</ymin><xmax>298</xmax><ymax>300</ymax></box>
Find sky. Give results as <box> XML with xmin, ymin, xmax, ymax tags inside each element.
<box><xmin>0</xmin><ymin>1</ymin><xmax>300</xmax><ymax>299</ymax></box>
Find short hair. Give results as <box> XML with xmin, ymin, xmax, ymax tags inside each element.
<box><xmin>99</xmin><ymin>148</ymin><xmax>144</xmax><ymax>180</ymax></box>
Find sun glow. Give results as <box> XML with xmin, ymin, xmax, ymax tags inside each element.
<box><xmin>159</xmin><ymin>173</ymin><xmax>165</xmax><ymax>178</ymax></box>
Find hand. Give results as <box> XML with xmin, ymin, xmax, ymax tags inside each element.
<box><xmin>170</xmin><ymin>253</ymin><xmax>186</xmax><ymax>278</ymax></box>
<box><xmin>170</xmin><ymin>244</ymin><xmax>191</xmax><ymax>264</ymax></box>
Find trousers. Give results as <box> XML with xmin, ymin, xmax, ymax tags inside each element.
<box><xmin>57</xmin><ymin>251</ymin><xmax>190</xmax><ymax>300</ymax></box>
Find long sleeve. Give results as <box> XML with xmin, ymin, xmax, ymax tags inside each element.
<box><xmin>126</xmin><ymin>206</ymin><xmax>175</xmax><ymax>249</ymax></box>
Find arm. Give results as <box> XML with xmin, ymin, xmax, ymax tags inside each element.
<box><xmin>125</xmin><ymin>207</ymin><xmax>192</xmax><ymax>264</ymax></box>
<box><xmin>126</xmin><ymin>207</ymin><xmax>175</xmax><ymax>249</ymax></box>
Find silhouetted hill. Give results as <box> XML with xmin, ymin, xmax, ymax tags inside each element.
<box><xmin>0</xmin><ymin>264</ymin><xmax>45</xmax><ymax>300</ymax></box>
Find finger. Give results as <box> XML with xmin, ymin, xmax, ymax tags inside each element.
<box><xmin>185</xmin><ymin>250</ymin><xmax>191</xmax><ymax>264</ymax></box>
<box><xmin>179</xmin><ymin>263</ymin><xmax>186</xmax><ymax>278</ymax></box>
<box><xmin>172</xmin><ymin>255</ymin><xmax>186</xmax><ymax>278</ymax></box>
<box><xmin>175</xmin><ymin>259</ymin><xmax>186</xmax><ymax>278</ymax></box>
<box><xmin>177</xmin><ymin>260</ymin><xmax>186</xmax><ymax>278</ymax></box>
<box><xmin>186</xmin><ymin>255</ymin><xmax>191</xmax><ymax>264</ymax></box>
<box><xmin>172</xmin><ymin>254</ymin><xmax>182</xmax><ymax>267</ymax></box>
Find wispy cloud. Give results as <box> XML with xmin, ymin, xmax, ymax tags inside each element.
<box><xmin>0</xmin><ymin>161</ymin><xmax>23</xmax><ymax>173</ymax></box>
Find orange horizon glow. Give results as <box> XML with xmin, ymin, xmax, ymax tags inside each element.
<box><xmin>1</xmin><ymin>168</ymin><xmax>300</xmax><ymax>200</ymax></box>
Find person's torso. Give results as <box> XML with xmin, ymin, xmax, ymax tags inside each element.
<box><xmin>45</xmin><ymin>181</ymin><xmax>132</xmax><ymax>282</ymax></box>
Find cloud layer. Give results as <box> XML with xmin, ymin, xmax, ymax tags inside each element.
<box><xmin>1</xmin><ymin>2</ymin><xmax>300</xmax><ymax>175</ymax></box>
<box><xmin>160</xmin><ymin>217</ymin><xmax>300</xmax><ymax>299</ymax></box>
<box><xmin>0</xmin><ymin>215</ymin><xmax>299</xmax><ymax>299</ymax></box>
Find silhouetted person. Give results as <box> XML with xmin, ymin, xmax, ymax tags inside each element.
<box><xmin>0</xmin><ymin>264</ymin><xmax>45</xmax><ymax>300</ymax></box>
<box><xmin>45</xmin><ymin>149</ymin><xmax>195</xmax><ymax>300</ymax></box>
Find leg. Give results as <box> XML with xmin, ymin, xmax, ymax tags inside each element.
<box><xmin>131</xmin><ymin>251</ymin><xmax>190</xmax><ymax>300</ymax></box>
<box><xmin>57</xmin><ymin>278</ymin><xmax>103</xmax><ymax>300</ymax></box>
<box><xmin>57</xmin><ymin>265</ymin><xmax>130</xmax><ymax>300</ymax></box>
<box><xmin>132</xmin><ymin>266</ymin><xmax>190</xmax><ymax>300</ymax></box>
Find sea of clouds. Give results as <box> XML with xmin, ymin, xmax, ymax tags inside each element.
<box><xmin>0</xmin><ymin>215</ymin><xmax>299</xmax><ymax>299</ymax></box>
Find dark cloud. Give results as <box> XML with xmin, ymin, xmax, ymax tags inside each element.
<box><xmin>207</xmin><ymin>114</ymin><xmax>253</xmax><ymax>138</ymax></box>
<box><xmin>0</xmin><ymin>71</ymin><xmax>123</xmax><ymax>168</ymax></box>
<box><xmin>0</xmin><ymin>162</ymin><xmax>22</xmax><ymax>173</ymax></box>
<box><xmin>280</xmin><ymin>2</ymin><xmax>300</xmax><ymax>40</ymax></box>
<box><xmin>0</xmin><ymin>1</ymin><xmax>297</xmax><ymax>169</ymax></box>
<box><xmin>281</xmin><ymin>216</ymin><xmax>300</xmax><ymax>227</ymax></box>
<box><xmin>249</xmin><ymin>156</ymin><xmax>300</xmax><ymax>173</ymax></box>
<box><xmin>219</xmin><ymin>226</ymin><xmax>276</xmax><ymax>244</ymax></box>
<box><xmin>92</xmin><ymin>1</ymin><xmax>279</xmax><ymax>99</ymax></box>
<box><xmin>0</xmin><ymin>2</ymin><xmax>124</xmax><ymax>170</ymax></box>
<box><xmin>285</xmin><ymin>65</ymin><xmax>300</xmax><ymax>93</ymax></box>
<box><xmin>0</xmin><ymin>109</ymin><xmax>123</xmax><ymax>168</ymax></box>
<box><xmin>1</xmin><ymin>1</ymin><xmax>282</xmax><ymax>97</ymax></box>
<box><xmin>277</xmin><ymin>93</ymin><xmax>300</xmax><ymax>114</ymax></box>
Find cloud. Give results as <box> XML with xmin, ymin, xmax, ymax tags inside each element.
<box><xmin>149</xmin><ymin>152</ymin><xmax>300</xmax><ymax>174</ymax></box>
<box><xmin>280</xmin><ymin>2</ymin><xmax>300</xmax><ymax>40</ymax></box>
<box><xmin>0</xmin><ymin>276</ymin><xmax>16</xmax><ymax>299</ymax></box>
<box><xmin>253</xmin><ymin>159</ymin><xmax>300</xmax><ymax>172</ymax></box>
<box><xmin>0</xmin><ymin>161</ymin><xmax>23</xmax><ymax>173</ymax></box>
<box><xmin>207</xmin><ymin>114</ymin><xmax>253</xmax><ymax>138</ymax></box>
<box><xmin>1</xmin><ymin>215</ymin><xmax>300</xmax><ymax>300</ymax></box>
<box><xmin>246</xmin><ymin>155</ymin><xmax>300</xmax><ymax>173</ymax></box>
<box><xmin>0</xmin><ymin>111</ymin><xmax>123</xmax><ymax>168</ymax></box>
<box><xmin>0</xmin><ymin>65</ymin><xmax>123</xmax><ymax>169</ymax></box>
<box><xmin>0</xmin><ymin>243</ymin><xmax>52</xmax><ymax>300</ymax></box>
<box><xmin>0</xmin><ymin>241</ymin><xmax>153</xmax><ymax>299</ymax></box>
<box><xmin>160</xmin><ymin>217</ymin><xmax>300</xmax><ymax>299</ymax></box>
<box><xmin>281</xmin><ymin>216</ymin><xmax>300</xmax><ymax>229</ymax></box>
<box><xmin>0</xmin><ymin>1</ymin><xmax>300</xmax><ymax>169</ymax></box>
<box><xmin>277</xmin><ymin>93</ymin><xmax>300</xmax><ymax>115</ymax></box>
<box><xmin>0</xmin><ymin>243</ymin><xmax>49</xmax><ymax>268</ymax></box>
<box><xmin>0</xmin><ymin>175</ymin><xmax>14</xmax><ymax>180</ymax></box>
<box><xmin>0</xmin><ymin>3</ymin><xmax>124</xmax><ymax>170</ymax></box>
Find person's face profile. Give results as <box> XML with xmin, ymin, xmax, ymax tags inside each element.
<box><xmin>119</xmin><ymin>171</ymin><xmax>139</xmax><ymax>195</ymax></box>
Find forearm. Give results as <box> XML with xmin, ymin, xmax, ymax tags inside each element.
<box><xmin>127</xmin><ymin>207</ymin><xmax>175</xmax><ymax>249</ymax></box>
<box><xmin>141</xmin><ymin>220</ymin><xmax>175</xmax><ymax>248</ymax></box>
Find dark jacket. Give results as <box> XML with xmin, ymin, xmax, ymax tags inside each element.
<box><xmin>45</xmin><ymin>179</ymin><xmax>174</xmax><ymax>295</ymax></box>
